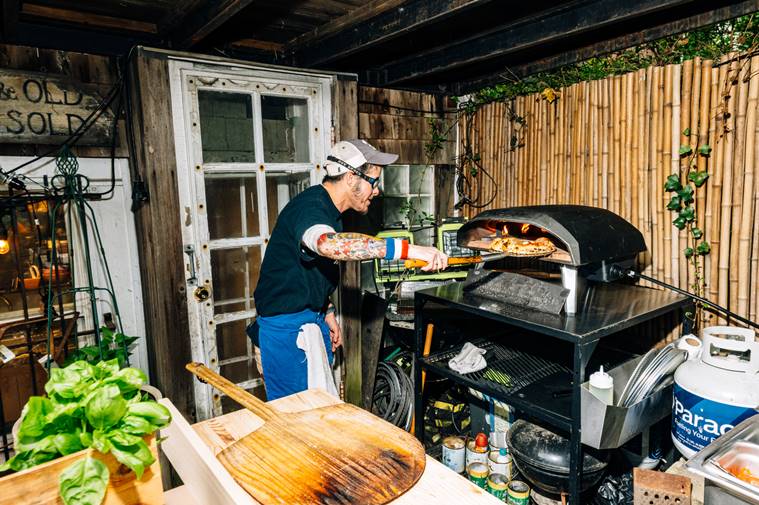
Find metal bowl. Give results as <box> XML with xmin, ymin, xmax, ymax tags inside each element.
<box><xmin>507</xmin><ymin>419</ymin><xmax>609</xmax><ymax>495</ymax></box>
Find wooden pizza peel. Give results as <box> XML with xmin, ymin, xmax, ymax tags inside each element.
<box><xmin>186</xmin><ymin>363</ymin><xmax>426</xmax><ymax>505</ymax></box>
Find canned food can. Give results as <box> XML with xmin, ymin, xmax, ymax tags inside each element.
<box><xmin>486</xmin><ymin>473</ymin><xmax>509</xmax><ymax>500</ymax></box>
<box><xmin>467</xmin><ymin>462</ymin><xmax>489</xmax><ymax>489</ymax></box>
<box><xmin>465</xmin><ymin>438</ymin><xmax>489</xmax><ymax>468</ymax></box>
<box><xmin>507</xmin><ymin>480</ymin><xmax>530</xmax><ymax>505</ymax></box>
<box><xmin>441</xmin><ymin>436</ymin><xmax>466</xmax><ymax>473</ymax></box>
<box><xmin>487</xmin><ymin>449</ymin><xmax>512</xmax><ymax>479</ymax></box>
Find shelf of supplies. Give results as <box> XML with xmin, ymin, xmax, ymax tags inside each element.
<box><xmin>421</xmin><ymin>338</ymin><xmax>574</xmax><ymax>430</ymax></box>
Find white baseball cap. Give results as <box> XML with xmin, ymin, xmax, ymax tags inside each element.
<box><xmin>325</xmin><ymin>139</ymin><xmax>398</xmax><ymax>177</ymax></box>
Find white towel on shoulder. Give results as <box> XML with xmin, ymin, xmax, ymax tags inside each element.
<box><xmin>448</xmin><ymin>342</ymin><xmax>487</xmax><ymax>374</ymax></box>
<box><xmin>296</xmin><ymin>323</ymin><xmax>338</xmax><ymax>397</ymax></box>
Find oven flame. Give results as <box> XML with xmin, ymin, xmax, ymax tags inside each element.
<box><xmin>502</xmin><ymin>224</ymin><xmax>509</xmax><ymax>236</ymax></box>
<box><xmin>521</xmin><ymin>223</ymin><xmax>530</xmax><ymax>234</ymax></box>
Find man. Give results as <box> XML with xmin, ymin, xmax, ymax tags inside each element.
<box><xmin>252</xmin><ymin>139</ymin><xmax>448</xmax><ymax>400</ymax></box>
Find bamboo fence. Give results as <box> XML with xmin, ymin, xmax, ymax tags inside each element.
<box><xmin>459</xmin><ymin>53</ymin><xmax>759</xmax><ymax>336</ymax></box>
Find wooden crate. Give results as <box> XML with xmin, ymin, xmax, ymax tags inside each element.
<box><xmin>0</xmin><ymin>436</ymin><xmax>163</xmax><ymax>504</ymax></box>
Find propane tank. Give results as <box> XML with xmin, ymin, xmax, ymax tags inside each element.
<box><xmin>671</xmin><ymin>326</ymin><xmax>759</xmax><ymax>458</ymax></box>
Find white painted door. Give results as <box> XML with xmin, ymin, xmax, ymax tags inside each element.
<box><xmin>169</xmin><ymin>58</ymin><xmax>334</xmax><ymax>419</ymax></box>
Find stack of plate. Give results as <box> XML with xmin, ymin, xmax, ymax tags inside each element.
<box><xmin>616</xmin><ymin>343</ymin><xmax>688</xmax><ymax>407</ymax></box>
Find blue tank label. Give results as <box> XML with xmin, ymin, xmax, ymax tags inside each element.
<box><xmin>672</xmin><ymin>383</ymin><xmax>757</xmax><ymax>453</ymax></box>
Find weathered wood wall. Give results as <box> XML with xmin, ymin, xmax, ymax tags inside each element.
<box><xmin>127</xmin><ymin>49</ymin><xmax>194</xmax><ymax>420</ymax></box>
<box><xmin>459</xmin><ymin>54</ymin><xmax>759</xmax><ymax>331</ymax></box>
<box><xmin>359</xmin><ymin>86</ymin><xmax>456</xmax><ymax>165</ymax></box>
<box><xmin>0</xmin><ymin>44</ymin><xmax>124</xmax><ymax>157</ymax></box>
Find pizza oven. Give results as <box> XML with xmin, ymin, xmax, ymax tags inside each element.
<box><xmin>457</xmin><ymin>205</ymin><xmax>647</xmax><ymax>314</ymax></box>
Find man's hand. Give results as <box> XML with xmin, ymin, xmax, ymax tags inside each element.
<box><xmin>408</xmin><ymin>244</ymin><xmax>449</xmax><ymax>272</ymax></box>
<box><xmin>325</xmin><ymin>311</ymin><xmax>342</xmax><ymax>351</ymax></box>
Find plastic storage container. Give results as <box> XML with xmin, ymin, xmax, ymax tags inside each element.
<box><xmin>672</xmin><ymin>326</ymin><xmax>759</xmax><ymax>458</ymax></box>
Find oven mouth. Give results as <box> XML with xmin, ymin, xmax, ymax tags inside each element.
<box><xmin>459</xmin><ymin>219</ymin><xmax>572</xmax><ymax>264</ymax></box>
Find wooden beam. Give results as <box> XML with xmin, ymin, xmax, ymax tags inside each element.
<box><xmin>21</xmin><ymin>3</ymin><xmax>158</xmax><ymax>34</ymax></box>
<box><xmin>288</xmin><ymin>0</ymin><xmax>491</xmax><ymax>67</ymax></box>
<box><xmin>374</xmin><ymin>0</ymin><xmax>697</xmax><ymax>86</ymax></box>
<box><xmin>1</xmin><ymin>0</ymin><xmax>20</xmax><ymax>40</ymax></box>
<box><xmin>447</xmin><ymin>0</ymin><xmax>759</xmax><ymax>94</ymax></box>
<box><xmin>171</xmin><ymin>0</ymin><xmax>255</xmax><ymax>50</ymax></box>
<box><xmin>230</xmin><ymin>38</ymin><xmax>285</xmax><ymax>52</ymax></box>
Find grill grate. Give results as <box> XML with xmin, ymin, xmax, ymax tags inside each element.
<box><xmin>425</xmin><ymin>339</ymin><xmax>571</xmax><ymax>396</ymax></box>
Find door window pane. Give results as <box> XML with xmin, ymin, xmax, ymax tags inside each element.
<box><xmin>205</xmin><ymin>175</ymin><xmax>260</xmax><ymax>239</ymax></box>
<box><xmin>265</xmin><ymin>172</ymin><xmax>310</xmax><ymax>232</ymax></box>
<box><xmin>261</xmin><ymin>96</ymin><xmax>310</xmax><ymax>163</ymax></box>
<box><xmin>198</xmin><ymin>91</ymin><xmax>255</xmax><ymax>163</ymax></box>
<box><xmin>216</xmin><ymin>319</ymin><xmax>251</xmax><ymax>362</ymax></box>
<box><xmin>210</xmin><ymin>246</ymin><xmax>262</xmax><ymax>313</ymax></box>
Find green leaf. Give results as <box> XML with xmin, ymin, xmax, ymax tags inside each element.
<box><xmin>59</xmin><ymin>457</ymin><xmax>109</xmax><ymax>505</ymax></box>
<box><xmin>0</xmin><ymin>448</ymin><xmax>58</xmax><ymax>472</ymax></box>
<box><xmin>691</xmin><ymin>227</ymin><xmax>703</xmax><ymax>239</ymax></box>
<box><xmin>666</xmin><ymin>195</ymin><xmax>682</xmax><ymax>211</ymax></box>
<box><xmin>684</xmin><ymin>247</ymin><xmax>694</xmax><ymax>258</ymax></box>
<box><xmin>673</xmin><ymin>216</ymin><xmax>687</xmax><ymax>230</ymax></box>
<box><xmin>697</xmin><ymin>241</ymin><xmax>711</xmax><ymax>255</ymax></box>
<box><xmin>679</xmin><ymin>145</ymin><xmax>693</xmax><ymax>157</ymax></box>
<box><xmin>108</xmin><ymin>435</ymin><xmax>154</xmax><ymax>479</ymax></box>
<box><xmin>678</xmin><ymin>185</ymin><xmax>694</xmax><ymax>204</ymax></box>
<box><xmin>104</xmin><ymin>368</ymin><xmax>146</xmax><ymax>395</ymax></box>
<box><xmin>85</xmin><ymin>385</ymin><xmax>127</xmax><ymax>431</ymax></box>
<box><xmin>679</xmin><ymin>206</ymin><xmax>696</xmax><ymax>222</ymax></box>
<box><xmin>682</xmin><ymin>127</ymin><xmax>691</xmax><ymax>136</ymax></box>
<box><xmin>91</xmin><ymin>431</ymin><xmax>112</xmax><ymax>454</ymax></box>
<box><xmin>125</xmin><ymin>402</ymin><xmax>171</xmax><ymax>429</ymax></box>
<box><xmin>16</xmin><ymin>396</ymin><xmax>55</xmax><ymax>439</ymax></box>
<box><xmin>664</xmin><ymin>174</ymin><xmax>682</xmax><ymax>192</ymax></box>
<box><xmin>53</xmin><ymin>432</ymin><xmax>85</xmax><ymax>456</ymax></box>
<box><xmin>119</xmin><ymin>415</ymin><xmax>157</xmax><ymax>436</ymax></box>
<box><xmin>689</xmin><ymin>170</ymin><xmax>709</xmax><ymax>187</ymax></box>
<box><xmin>698</xmin><ymin>144</ymin><xmax>712</xmax><ymax>156</ymax></box>
<box><xmin>95</xmin><ymin>359</ymin><xmax>120</xmax><ymax>378</ymax></box>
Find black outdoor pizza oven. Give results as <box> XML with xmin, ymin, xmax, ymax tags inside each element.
<box><xmin>457</xmin><ymin>205</ymin><xmax>647</xmax><ymax>314</ymax></box>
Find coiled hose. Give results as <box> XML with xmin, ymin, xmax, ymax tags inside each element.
<box><xmin>372</xmin><ymin>358</ymin><xmax>414</xmax><ymax>431</ymax></box>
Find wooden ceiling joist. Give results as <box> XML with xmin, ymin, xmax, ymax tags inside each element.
<box><xmin>450</xmin><ymin>0</ymin><xmax>759</xmax><ymax>95</ymax></box>
<box><xmin>289</xmin><ymin>0</ymin><xmax>496</xmax><ymax>67</ymax></box>
<box><xmin>171</xmin><ymin>0</ymin><xmax>255</xmax><ymax>50</ymax></box>
<box><xmin>372</xmin><ymin>0</ymin><xmax>699</xmax><ymax>87</ymax></box>
<box><xmin>230</xmin><ymin>38</ymin><xmax>285</xmax><ymax>52</ymax></box>
<box><xmin>21</xmin><ymin>3</ymin><xmax>158</xmax><ymax>34</ymax></box>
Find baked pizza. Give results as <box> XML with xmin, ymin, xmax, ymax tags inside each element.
<box><xmin>489</xmin><ymin>236</ymin><xmax>556</xmax><ymax>257</ymax></box>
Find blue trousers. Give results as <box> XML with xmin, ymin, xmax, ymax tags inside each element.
<box><xmin>255</xmin><ymin>309</ymin><xmax>333</xmax><ymax>401</ymax></box>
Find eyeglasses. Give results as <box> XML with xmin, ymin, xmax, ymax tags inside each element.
<box><xmin>349</xmin><ymin>167</ymin><xmax>381</xmax><ymax>189</ymax></box>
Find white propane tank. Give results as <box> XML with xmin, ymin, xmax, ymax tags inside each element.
<box><xmin>671</xmin><ymin>326</ymin><xmax>759</xmax><ymax>458</ymax></box>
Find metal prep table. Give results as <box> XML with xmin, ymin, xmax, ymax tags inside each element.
<box><xmin>413</xmin><ymin>280</ymin><xmax>690</xmax><ymax>504</ymax></box>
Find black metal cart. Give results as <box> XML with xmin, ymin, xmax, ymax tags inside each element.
<box><xmin>413</xmin><ymin>281</ymin><xmax>690</xmax><ymax>504</ymax></box>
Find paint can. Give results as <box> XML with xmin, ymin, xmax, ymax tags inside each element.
<box><xmin>487</xmin><ymin>447</ymin><xmax>512</xmax><ymax>478</ymax></box>
<box><xmin>507</xmin><ymin>480</ymin><xmax>531</xmax><ymax>505</ymax></box>
<box><xmin>465</xmin><ymin>437</ymin><xmax>489</xmax><ymax>468</ymax></box>
<box><xmin>467</xmin><ymin>462</ymin><xmax>488</xmax><ymax>489</ymax></box>
<box><xmin>485</xmin><ymin>473</ymin><xmax>509</xmax><ymax>500</ymax></box>
<box><xmin>441</xmin><ymin>436</ymin><xmax>466</xmax><ymax>473</ymax></box>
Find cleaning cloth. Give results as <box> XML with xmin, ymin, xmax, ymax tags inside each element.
<box><xmin>448</xmin><ymin>342</ymin><xmax>487</xmax><ymax>374</ymax></box>
<box><xmin>296</xmin><ymin>323</ymin><xmax>339</xmax><ymax>396</ymax></box>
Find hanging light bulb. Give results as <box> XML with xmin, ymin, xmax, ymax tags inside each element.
<box><xmin>0</xmin><ymin>223</ymin><xmax>9</xmax><ymax>255</ymax></box>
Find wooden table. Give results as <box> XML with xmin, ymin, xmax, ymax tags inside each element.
<box><xmin>161</xmin><ymin>389</ymin><xmax>501</xmax><ymax>504</ymax></box>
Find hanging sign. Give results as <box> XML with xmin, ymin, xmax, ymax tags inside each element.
<box><xmin>0</xmin><ymin>69</ymin><xmax>116</xmax><ymax>145</ymax></box>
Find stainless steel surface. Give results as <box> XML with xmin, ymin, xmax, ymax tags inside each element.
<box><xmin>686</xmin><ymin>414</ymin><xmax>759</xmax><ymax>505</ymax></box>
<box><xmin>417</xmin><ymin>281</ymin><xmax>690</xmax><ymax>344</ymax></box>
<box><xmin>559</xmin><ymin>265</ymin><xmax>586</xmax><ymax>315</ymax></box>
<box><xmin>617</xmin><ymin>344</ymin><xmax>687</xmax><ymax>407</ymax></box>
<box><xmin>581</xmin><ymin>353</ymin><xmax>675</xmax><ymax>449</ymax></box>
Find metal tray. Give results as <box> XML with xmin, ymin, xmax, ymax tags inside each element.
<box><xmin>686</xmin><ymin>414</ymin><xmax>759</xmax><ymax>504</ymax></box>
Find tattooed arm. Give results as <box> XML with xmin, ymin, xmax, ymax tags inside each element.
<box><xmin>316</xmin><ymin>232</ymin><xmax>386</xmax><ymax>260</ymax></box>
<box><xmin>315</xmin><ymin>232</ymin><xmax>450</xmax><ymax>271</ymax></box>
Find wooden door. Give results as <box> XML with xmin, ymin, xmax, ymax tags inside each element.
<box><xmin>169</xmin><ymin>60</ymin><xmax>333</xmax><ymax>419</ymax></box>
